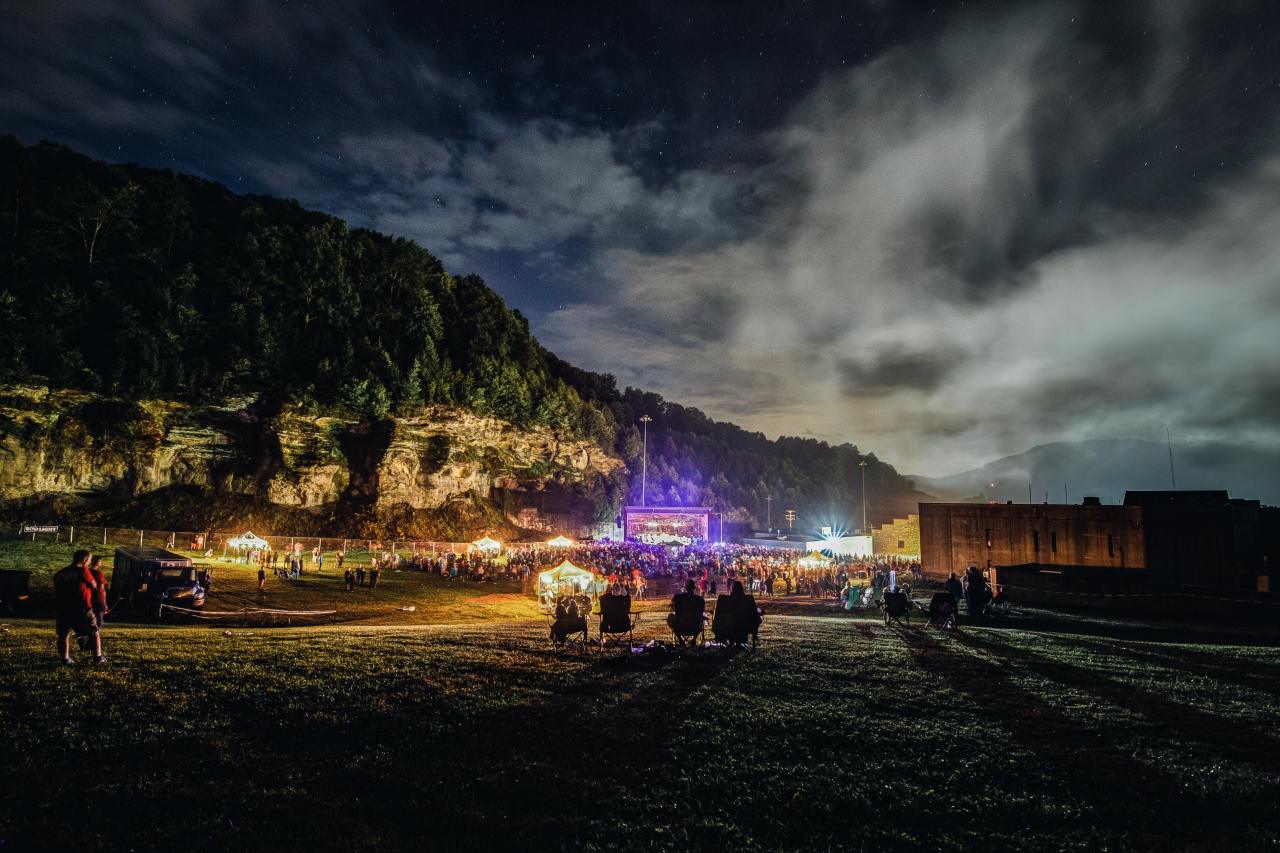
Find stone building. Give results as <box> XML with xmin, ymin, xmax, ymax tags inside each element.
<box><xmin>920</xmin><ymin>498</ymin><xmax>1142</xmax><ymax>577</ymax></box>
<box><xmin>919</xmin><ymin>491</ymin><xmax>1279</xmax><ymax>610</ymax></box>
<box><xmin>871</xmin><ymin>514</ymin><xmax>920</xmax><ymax>559</ymax></box>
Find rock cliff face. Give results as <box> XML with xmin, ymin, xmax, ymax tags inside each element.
<box><xmin>0</xmin><ymin>385</ymin><xmax>623</xmax><ymax>533</ymax></box>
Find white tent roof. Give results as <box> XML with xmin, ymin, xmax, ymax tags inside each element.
<box><xmin>538</xmin><ymin>560</ymin><xmax>595</xmax><ymax>584</ymax></box>
<box><xmin>227</xmin><ymin>531</ymin><xmax>270</xmax><ymax>549</ymax></box>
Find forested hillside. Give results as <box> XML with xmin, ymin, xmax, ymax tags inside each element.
<box><xmin>547</xmin><ymin>355</ymin><xmax>923</xmax><ymax>526</ymax></box>
<box><xmin>0</xmin><ymin>138</ymin><xmax>922</xmax><ymax>531</ymax></box>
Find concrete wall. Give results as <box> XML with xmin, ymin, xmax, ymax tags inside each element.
<box><xmin>872</xmin><ymin>514</ymin><xmax>920</xmax><ymax>558</ymax></box>
<box><xmin>919</xmin><ymin>502</ymin><xmax>1145</xmax><ymax>579</ymax></box>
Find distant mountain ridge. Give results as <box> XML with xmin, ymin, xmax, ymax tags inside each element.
<box><xmin>909</xmin><ymin>439</ymin><xmax>1280</xmax><ymax>506</ymax></box>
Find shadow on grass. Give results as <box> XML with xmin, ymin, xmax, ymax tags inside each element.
<box><xmin>898</xmin><ymin>627</ymin><xmax>1243</xmax><ymax>848</ymax></box>
<box><xmin>1061</xmin><ymin>634</ymin><xmax>1280</xmax><ymax>691</ymax></box>
<box><xmin>960</xmin><ymin>608</ymin><xmax>1280</xmax><ymax>647</ymax></box>
<box><xmin>952</xmin><ymin>631</ymin><xmax>1280</xmax><ymax>774</ymax></box>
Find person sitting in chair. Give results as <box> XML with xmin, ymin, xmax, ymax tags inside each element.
<box><xmin>599</xmin><ymin>582</ymin><xmax>633</xmax><ymax>636</ymax></box>
<box><xmin>712</xmin><ymin>580</ymin><xmax>763</xmax><ymax>646</ymax></box>
<box><xmin>882</xmin><ymin>587</ymin><xmax>911</xmax><ymax>625</ymax></box>
<box><xmin>842</xmin><ymin>580</ymin><xmax>866</xmax><ymax>610</ymax></box>
<box><xmin>551</xmin><ymin>593</ymin><xmax>588</xmax><ymax>642</ymax></box>
<box><xmin>667</xmin><ymin>579</ymin><xmax>706</xmax><ymax>641</ymax></box>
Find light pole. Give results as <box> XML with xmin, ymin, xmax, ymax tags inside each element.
<box><xmin>639</xmin><ymin>415</ymin><xmax>652</xmax><ymax>506</ymax></box>
<box><xmin>859</xmin><ymin>460</ymin><xmax>867</xmax><ymax>534</ymax></box>
<box><xmin>765</xmin><ymin>494</ymin><xmax>772</xmax><ymax>530</ymax></box>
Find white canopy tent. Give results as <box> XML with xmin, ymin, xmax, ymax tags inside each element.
<box><xmin>227</xmin><ymin>531</ymin><xmax>270</xmax><ymax>551</ymax></box>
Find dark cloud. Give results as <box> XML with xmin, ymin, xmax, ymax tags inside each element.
<box><xmin>837</xmin><ymin>347</ymin><xmax>966</xmax><ymax>396</ymax></box>
<box><xmin>3</xmin><ymin>0</ymin><xmax>1279</xmax><ymax>484</ymax></box>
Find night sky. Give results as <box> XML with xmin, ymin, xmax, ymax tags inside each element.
<box><xmin>4</xmin><ymin>0</ymin><xmax>1280</xmax><ymax>482</ymax></box>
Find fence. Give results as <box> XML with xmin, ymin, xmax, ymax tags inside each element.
<box><xmin>8</xmin><ymin>523</ymin><xmax>473</xmax><ymax>560</ymax></box>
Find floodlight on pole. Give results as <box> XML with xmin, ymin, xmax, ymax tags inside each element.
<box><xmin>639</xmin><ymin>415</ymin><xmax>652</xmax><ymax>507</ymax></box>
<box><xmin>859</xmin><ymin>460</ymin><xmax>868</xmax><ymax>534</ymax></box>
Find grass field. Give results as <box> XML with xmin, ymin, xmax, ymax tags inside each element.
<box><xmin>3</xmin><ymin>540</ymin><xmax>1280</xmax><ymax>851</ymax></box>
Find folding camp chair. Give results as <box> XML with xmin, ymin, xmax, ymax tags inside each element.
<box><xmin>711</xmin><ymin>595</ymin><xmax>763</xmax><ymax>648</ymax></box>
<box><xmin>599</xmin><ymin>594</ymin><xmax>639</xmax><ymax>650</ymax></box>
<box><xmin>548</xmin><ymin>596</ymin><xmax>591</xmax><ymax>654</ymax></box>
<box><xmin>670</xmin><ymin>609</ymin><xmax>707</xmax><ymax>647</ymax></box>
<box><xmin>882</xmin><ymin>590</ymin><xmax>911</xmax><ymax>628</ymax></box>
<box><xmin>925</xmin><ymin>592</ymin><xmax>958</xmax><ymax>629</ymax></box>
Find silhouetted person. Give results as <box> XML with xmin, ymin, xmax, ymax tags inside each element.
<box><xmin>945</xmin><ymin>571</ymin><xmax>963</xmax><ymax>602</ymax></box>
<box><xmin>667</xmin><ymin>579</ymin><xmax>706</xmax><ymax>641</ymax></box>
<box><xmin>712</xmin><ymin>580</ymin><xmax>762</xmax><ymax>646</ymax></box>
<box><xmin>54</xmin><ymin>550</ymin><xmax>103</xmax><ymax>664</ymax></box>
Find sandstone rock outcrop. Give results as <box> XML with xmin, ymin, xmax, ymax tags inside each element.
<box><xmin>0</xmin><ymin>385</ymin><xmax>624</xmax><ymax>529</ymax></box>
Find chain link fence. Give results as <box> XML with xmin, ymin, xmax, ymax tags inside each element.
<box><xmin>8</xmin><ymin>522</ymin><xmax>472</xmax><ymax>561</ymax></box>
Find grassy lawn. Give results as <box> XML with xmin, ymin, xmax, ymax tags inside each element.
<box><xmin>3</xmin><ymin>540</ymin><xmax>1280</xmax><ymax>851</ymax></box>
<box><xmin>0</xmin><ymin>538</ymin><xmax>541</xmax><ymax>625</ymax></box>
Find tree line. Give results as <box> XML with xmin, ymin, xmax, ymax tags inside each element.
<box><xmin>0</xmin><ymin>138</ymin><xmax>920</xmax><ymax>527</ymax></box>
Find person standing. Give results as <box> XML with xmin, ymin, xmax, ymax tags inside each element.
<box><xmin>87</xmin><ymin>554</ymin><xmax>108</xmax><ymax>638</ymax></box>
<box><xmin>344</xmin><ymin>568</ymin><xmax>355</xmax><ymax>591</ymax></box>
<box><xmin>258</xmin><ymin>564</ymin><xmax>267</xmax><ymax>592</ymax></box>
<box><xmin>369</xmin><ymin>565</ymin><xmax>380</xmax><ymax>590</ymax></box>
<box><xmin>356</xmin><ymin>565</ymin><xmax>366</xmax><ymax>587</ymax></box>
<box><xmin>54</xmin><ymin>550</ymin><xmax>103</xmax><ymax>664</ymax></box>
<box><xmin>945</xmin><ymin>571</ymin><xmax>963</xmax><ymax>603</ymax></box>
<box><xmin>336</xmin><ymin>550</ymin><xmax>345</xmax><ymax>570</ymax></box>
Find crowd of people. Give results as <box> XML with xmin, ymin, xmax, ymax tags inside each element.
<box><xmin>49</xmin><ymin>539</ymin><xmax>1001</xmax><ymax>663</ymax></box>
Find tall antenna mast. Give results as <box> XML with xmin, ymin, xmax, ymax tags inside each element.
<box><xmin>1166</xmin><ymin>427</ymin><xmax>1177</xmax><ymax>490</ymax></box>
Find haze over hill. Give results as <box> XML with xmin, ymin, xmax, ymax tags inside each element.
<box><xmin>910</xmin><ymin>439</ymin><xmax>1280</xmax><ymax>506</ymax></box>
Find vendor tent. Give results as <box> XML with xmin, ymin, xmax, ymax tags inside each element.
<box><xmin>537</xmin><ymin>560</ymin><xmax>596</xmax><ymax>593</ymax></box>
<box><xmin>227</xmin><ymin>532</ymin><xmax>270</xmax><ymax>550</ymax></box>
<box><xmin>798</xmin><ymin>551</ymin><xmax>832</xmax><ymax>569</ymax></box>
<box><xmin>546</xmin><ymin>535</ymin><xmax>574</xmax><ymax>548</ymax></box>
<box><xmin>472</xmin><ymin>536</ymin><xmax>502</xmax><ymax>552</ymax></box>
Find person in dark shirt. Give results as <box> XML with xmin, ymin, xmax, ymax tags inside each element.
<box><xmin>258</xmin><ymin>565</ymin><xmax>267</xmax><ymax>592</ymax></box>
<box><xmin>344</xmin><ymin>568</ymin><xmax>355</xmax><ymax>591</ymax></box>
<box><xmin>54</xmin><ymin>550</ymin><xmax>102</xmax><ymax>664</ymax></box>
<box><xmin>945</xmin><ymin>572</ymin><xmax>963</xmax><ymax>603</ymax></box>
<box><xmin>667</xmin><ymin>580</ymin><xmax>707</xmax><ymax>640</ymax></box>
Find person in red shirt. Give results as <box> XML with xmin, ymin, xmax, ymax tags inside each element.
<box><xmin>54</xmin><ymin>549</ymin><xmax>104</xmax><ymax>664</ymax></box>
<box><xmin>87</xmin><ymin>553</ymin><xmax>108</xmax><ymax>630</ymax></box>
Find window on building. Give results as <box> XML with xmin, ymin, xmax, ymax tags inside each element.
<box><xmin>1032</xmin><ymin>530</ymin><xmax>1040</xmax><ymax>551</ymax></box>
<box><xmin>1107</xmin><ymin>533</ymin><xmax>1115</xmax><ymax>557</ymax></box>
<box><xmin>1050</xmin><ymin>531</ymin><xmax>1058</xmax><ymax>554</ymax></box>
<box><xmin>985</xmin><ymin>528</ymin><xmax>992</xmax><ymax>548</ymax></box>
<box><xmin>897</xmin><ymin>540</ymin><xmax>905</xmax><ymax>550</ymax></box>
